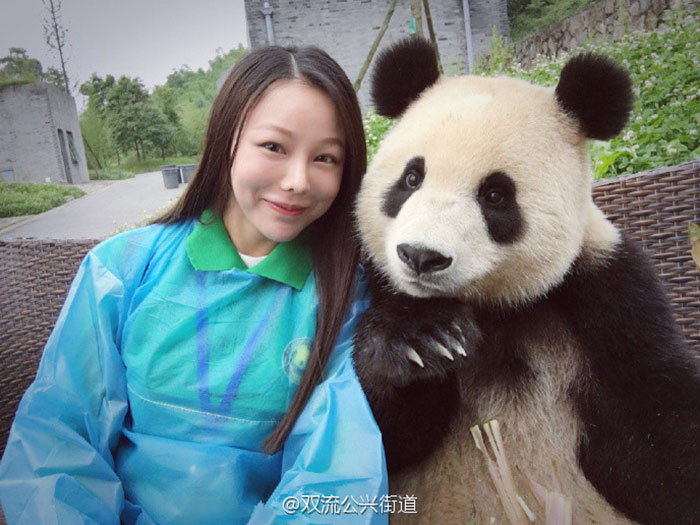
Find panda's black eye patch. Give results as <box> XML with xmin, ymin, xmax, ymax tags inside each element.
<box><xmin>477</xmin><ymin>172</ymin><xmax>523</xmax><ymax>244</ymax></box>
<box><xmin>382</xmin><ymin>156</ymin><xmax>425</xmax><ymax>218</ymax></box>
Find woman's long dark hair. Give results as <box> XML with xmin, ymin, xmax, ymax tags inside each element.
<box><xmin>155</xmin><ymin>45</ymin><xmax>366</xmax><ymax>453</ymax></box>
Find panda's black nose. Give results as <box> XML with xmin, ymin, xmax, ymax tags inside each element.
<box><xmin>397</xmin><ymin>244</ymin><xmax>452</xmax><ymax>275</ymax></box>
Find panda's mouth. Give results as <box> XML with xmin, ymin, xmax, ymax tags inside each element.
<box><xmin>398</xmin><ymin>273</ymin><xmax>453</xmax><ymax>297</ymax></box>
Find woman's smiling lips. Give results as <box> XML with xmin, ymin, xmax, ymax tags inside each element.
<box><xmin>266</xmin><ymin>199</ymin><xmax>308</xmax><ymax>217</ymax></box>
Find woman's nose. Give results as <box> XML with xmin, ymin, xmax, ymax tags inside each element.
<box><xmin>280</xmin><ymin>159</ymin><xmax>311</xmax><ymax>193</ymax></box>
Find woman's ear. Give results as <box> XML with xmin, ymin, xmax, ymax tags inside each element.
<box><xmin>371</xmin><ymin>37</ymin><xmax>441</xmax><ymax>119</ymax></box>
<box><xmin>555</xmin><ymin>53</ymin><xmax>634</xmax><ymax>140</ymax></box>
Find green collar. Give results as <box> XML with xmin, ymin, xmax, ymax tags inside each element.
<box><xmin>185</xmin><ymin>210</ymin><xmax>313</xmax><ymax>291</ymax></box>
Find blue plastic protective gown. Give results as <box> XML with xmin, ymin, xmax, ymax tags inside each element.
<box><xmin>0</xmin><ymin>216</ymin><xmax>388</xmax><ymax>524</ymax></box>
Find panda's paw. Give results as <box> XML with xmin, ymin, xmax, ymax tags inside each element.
<box><xmin>353</xmin><ymin>297</ymin><xmax>480</xmax><ymax>388</ymax></box>
<box><xmin>403</xmin><ymin>322</ymin><xmax>469</xmax><ymax>366</ymax></box>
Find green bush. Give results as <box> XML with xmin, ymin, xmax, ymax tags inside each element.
<box><xmin>364</xmin><ymin>110</ymin><xmax>394</xmax><ymax>164</ymax></box>
<box><xmin>474</xmin><ymin>27</ymin><xmax>515</xmax><ymax>75</ymax></box>
<box><xmin>88</xmin><ymin>167</ymin><xmax>134</xmax><ymax>180</ymax></box>
<box><xmin>0</xmin><ymin>181</ymin><xmax>85</xmax><ymax>217</ymax></box>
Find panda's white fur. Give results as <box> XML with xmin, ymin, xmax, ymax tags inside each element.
<box><xmin>356</xmin><ymin>74</ymin><xmax>617</xmax><ymax>308</ymax></box>
<box><xmin>352</xmin><ymin>38</ymin><xmax>700</xmax><ymax>525</ymax></box>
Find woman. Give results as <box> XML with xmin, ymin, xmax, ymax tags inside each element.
<box><xmin>0</xmin><ymin>45</ymin><xmax>387</xmax><ymax>524</ymax></box>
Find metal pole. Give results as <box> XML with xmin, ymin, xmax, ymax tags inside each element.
<box><xmin>261</xmin><ymin>2</ymin><xmax>275</xmax><ymax>45</ymax></box>
<box><xmin>462</xmin><ymin>0</ymin><xmax>474</xmax><ymax>73</ymax></box>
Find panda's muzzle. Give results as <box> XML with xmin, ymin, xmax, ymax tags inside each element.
<box><xmin>397</xmin><ymin>243</ymin><xmax>452</xmax><ymax>275</ymax></box>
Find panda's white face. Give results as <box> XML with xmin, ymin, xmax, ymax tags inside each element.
<box><xmin>356</xmin><ymin>75</ymin><xmax>618</xmax><ymax>307</ymax></box>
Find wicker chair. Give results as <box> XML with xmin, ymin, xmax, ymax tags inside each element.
<box><xmin>0</xmin><ymin>160</ymin><xmax>699</xmax><ymax>522</ymax></box>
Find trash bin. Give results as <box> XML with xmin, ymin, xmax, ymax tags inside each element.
<box><xmin>160</xmin><ymin>164</ymin><xmax>181</xmax><ymax>184</ymax></box>
<box><xmin>179</xmin><ymin>164</ymin><xmax>197</xmax><ymax>184</ymax></box>
<box><xmin>162</xmin><ymin>167</ymin><xmax>180</xmax><ymax>189</ymax></box>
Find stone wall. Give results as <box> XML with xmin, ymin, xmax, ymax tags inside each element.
<box><xmin>514</xmin><ymin>0</ymin><xmax>699</xmax><ymax>68</ymax></box>
<box><xmin>0</xmin><ymin>83</ymin><xmax>88</xmax><ymax>184</ymax></box>
<box><xmin>244</xmin><ymin>0</ymin><xmax>509</xmax><ymax>106</ymax></box>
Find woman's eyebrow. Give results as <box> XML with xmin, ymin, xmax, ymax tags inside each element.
<box><xmin>254</xmin><ymin>124</ymin><xmax>344</xmax><ymax>147</ymax></box>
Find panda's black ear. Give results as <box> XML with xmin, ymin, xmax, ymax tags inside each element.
<box><xmin>555</xmin><ymin>54</ymin><xmax>633</xmax><ymax>140</ymax></box>
<box><xmin>371</xmin><ymin>37</ymin><xmax>440</xmax><ymax>118</ymax></box>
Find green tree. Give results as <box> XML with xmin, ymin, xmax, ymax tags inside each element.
<box><xmin>164</xmin><ymin>45</ymin><xmax>248</xmax><ymax>154</ymax></box>
<box><xmin>152</xmin><ymin>85</ymin><xmax>180</xmax><ymax>126</ymax></box>
<box><xmin>142</xmin><ymin>102</ymin><xmax>177</xmax><ymax>160</ymax></box>
<box><xmin>105</xmin><ymin>76</ymin><xmax>174</xmax><ymax>161</ymax></box>
<box><xmin>43</xmin><ymin>66</ymin><xmax>69</xmax><ymax>90</ymax></box>
<box><xmin>0</xmin><ymin>48</ymin><xmax>42</xmax><ymax>85</ymax></box>
<box><xmin>79</xmin><ymin>74</ymin><xmax>116</xmax><ymax>116</ymax></box>
<box><xmin>105</xmin><ymin>76</ymin><xmax>148</xmax><ymax>160</ymax></box>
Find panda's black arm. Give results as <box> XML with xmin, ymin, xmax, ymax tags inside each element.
<box><xmin>555</xmin><ymin>235</ymin><xmax>700</xmax><ymax>524</ymax></box>
<box><xmin>352</xmin><ymin>264</ymin><xmax>480</xmax><ymax>473</ymax></box>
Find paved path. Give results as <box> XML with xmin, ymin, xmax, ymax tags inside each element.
<box><xmin>0</xmin><ymin>171</ymin><xmax>186</xmax><ymax>241</ymax></box>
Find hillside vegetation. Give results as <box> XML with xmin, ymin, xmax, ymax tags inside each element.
<box><xmin>511</xmin><ymin>9</ymin><xmax>700</xmax><ymax>177</ymax></box>
<box><xmin>508</xmin><ymin>0</ymin><xmax>600</xmax><ymax>41</ymax></box>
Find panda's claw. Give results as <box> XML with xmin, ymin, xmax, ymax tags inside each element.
<box><xmin>450</xmin><ymin>324</ymin><xmax>470</xmax><ymax>352</ymax></box>
<box><xmin>434</xmin><ymin>343</ymin><xmax>454</xmax><ymax>360</ymax></box>
<box><xmin>406</xmin><ymin>347</ymin><xmax>425</xmax><ymax>367</ymax></box>
<box><xmin>444</xmin><ymin>334</ymin><xmax>466</xmax><ymax>356</ymax></box>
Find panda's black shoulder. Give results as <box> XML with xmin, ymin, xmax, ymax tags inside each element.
<box><xmin>553</xmin><ymin>234</ymin><xmax>692</xmax><ymax>366</ymax></box>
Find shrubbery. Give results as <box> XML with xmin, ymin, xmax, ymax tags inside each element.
<box><xmin>363</xmin><ymin>110</ymin><xmax>394</xmax><ymax>164</ymax></box>
<box><xmin>0</xmin><ymin>181</ymin><xmax>85</xmax><ymax>217</ymax></box>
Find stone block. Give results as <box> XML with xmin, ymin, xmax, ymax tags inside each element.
<box><xmin>629</xmin><ymin>16</ymin><xmax>644</xmax><ymax>31</ymax></box>
<box><xmin>629</xmin><ymin>0</ymin><xmax>641</xmax><ymax>16</ymax></box>
<box><xmin>646</xmin><ymin>12</ymin><xmax>659</xmax><ymax>28</ymax></box>
<box><xmin>613</xmin><ymin>24</ymin><xmax>626</xmax><ymax>39</ymax></box>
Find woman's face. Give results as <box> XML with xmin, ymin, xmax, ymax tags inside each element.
<box><xmin>224</xmin><ymin>79</ymin><xmax>345</xmax><ymax>256</ymax></box>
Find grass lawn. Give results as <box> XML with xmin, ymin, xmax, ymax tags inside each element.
<box><xmin>0</xmin><ymin>180</ymin><xmax>85</xmax><ymax>217</ymax></box>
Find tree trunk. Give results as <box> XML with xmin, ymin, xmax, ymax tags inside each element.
<box><xmin>83</xmin><ymin>137</ymin><xmax>103</xmax><ymax>169</ymax></box>
<box><xmin>43</xmin><ymin>0</ymin><xmax>71</xmax><ymax>94</ymax></box>
<box><xmin>422</xmin><ymin>0</ymin><xmax>444</xmax><ymax>73</ymax></box>
<box><xmin>354</xmin><ymin>0</ymin><xmax>398</xmax><ymax>92</ymax></box>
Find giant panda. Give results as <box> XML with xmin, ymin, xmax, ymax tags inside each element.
<box><xmin>352</xmin><ymin>37</ymin><xmax>700</xmax><ymax>524</ymax></box>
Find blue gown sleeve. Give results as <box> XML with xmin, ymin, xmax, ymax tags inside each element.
<box><xmin>248</xmin><ymin>279</ymin><xmax>389</xmax><ymax>525</ymax></box>
<box><xmin>0</xmin><ymin>248</ymin><xmax>149</xmax><ymax>524</ymax></box>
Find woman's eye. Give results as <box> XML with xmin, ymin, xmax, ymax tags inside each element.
<box><xmin>404</xmin><ymin>171</ymin><xmax>420</xmax><ymax>189</ymax></box>
<box><xmin>315</xmin><ymin>154</ymin><xmax>338</xmax><ymax>164</ymax></box>
<box><xmin>262</xmin><ymin>142</ymin><xmax>284</xmax><ymax>153</ymax></box>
